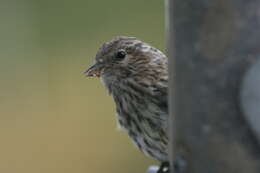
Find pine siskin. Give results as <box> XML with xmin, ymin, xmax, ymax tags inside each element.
<box><xmin>85</xmin><ymin>36</ymin><xmax>169</xmax><ymax>173</ymax></box>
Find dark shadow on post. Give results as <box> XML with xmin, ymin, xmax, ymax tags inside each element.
<box><xmin>166</xmin><ymin>0</ymin><xmax>260</xmax><ymax>172</ymax></box>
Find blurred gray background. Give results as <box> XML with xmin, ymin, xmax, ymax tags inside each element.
<box><xmin>0</xmin><ymin>0</ymin><xmax>165</xmax><ymax>172</ymax></box>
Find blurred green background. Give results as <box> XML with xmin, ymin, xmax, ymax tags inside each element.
<box><xmin>0</xmin><ymin>0</ymin><xmax>165</xmax><ymax>172</ymax></box>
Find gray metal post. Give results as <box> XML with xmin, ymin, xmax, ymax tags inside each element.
<box><xmin>167</xmin><ymin>0</ymin><xmax>260</xmax><ymax>172</ymax></box>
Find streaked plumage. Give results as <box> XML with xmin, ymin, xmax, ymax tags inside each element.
<box><xmin>85</xmin><ymin>36</ymin><xmax>169</xmax><ymax>167</ymax></box>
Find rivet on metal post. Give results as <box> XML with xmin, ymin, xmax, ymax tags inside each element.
<box><xmin>240</xmin><ymin>58</ymin><xmax>260</xmax><ymax>143</ymax></box>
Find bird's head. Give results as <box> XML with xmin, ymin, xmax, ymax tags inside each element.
<box><xmin>84</xmin><ymin>36</ymin><xmax>168</xmax><ymax>95</ymax></box>
<box><xmin>85</xmin><ymin>36</ymin><xmax>165</xmax><ymax>78</ymax></box>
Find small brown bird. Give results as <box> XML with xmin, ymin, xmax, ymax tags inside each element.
<box><xmin>85</xmin><ymin>36</ymin><xmax>169</xmax><ymax>173</ymax></box>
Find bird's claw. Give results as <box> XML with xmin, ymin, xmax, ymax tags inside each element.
<box><xmin>157</xmin><ymin>162</ymin><xmax>169</xmax><ymax>173</ymax></box>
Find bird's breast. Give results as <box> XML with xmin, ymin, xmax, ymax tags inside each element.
<box><xmin>112</xmin><ymin>90</ymin><xmax>168</xmax><ymax>161</ymax></box>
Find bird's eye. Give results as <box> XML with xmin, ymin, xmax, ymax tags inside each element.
<box><xmin>116</xmin><ymin>50</ymin><xmax>126</xmax><ymax>60</ymax></box>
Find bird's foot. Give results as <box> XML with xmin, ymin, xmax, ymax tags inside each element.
<box><xmin>157</xmin><ymin>162</ymin><xmax>169</xmax><ymax>173</ymax></box>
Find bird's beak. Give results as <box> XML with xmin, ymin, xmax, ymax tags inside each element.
<box><xmin>84</xmin><ymin>63</ymin><xmax>105</xmax><ymax>77</ymax></box>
